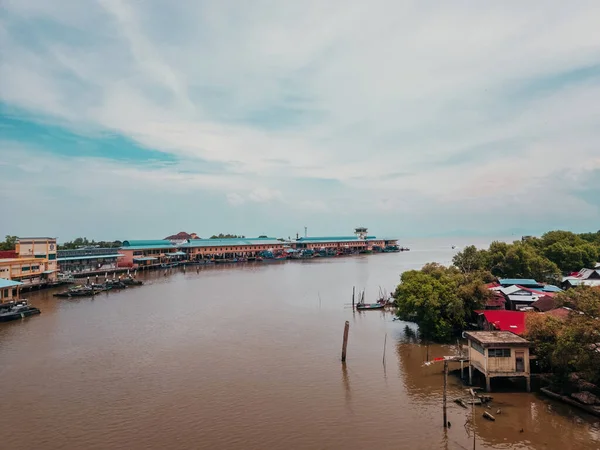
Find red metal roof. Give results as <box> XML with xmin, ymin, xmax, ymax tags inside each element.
<box><xmin>486</xmin><ymin>291</ymin><xmax>506</xmax><ymax>308</ymax></box>
<box><xmin>477</xmin><ymin>310</ymin><xmax>527</xmax><ymax>335</ymax></box>
<box><xmin>544</xmin><ymin>307</ymin><xmax>572</xmax><ymax>321</ymax></box>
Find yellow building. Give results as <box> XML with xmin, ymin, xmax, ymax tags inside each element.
<box><xmin>0</xmin><ymin>237</ymin><xmax>58</xmax><ymax>286</ymax></box>
<box><xmin>465</xmin><ymin>331</ymin><xmax>531</xmax><ymax>392</ymax></box>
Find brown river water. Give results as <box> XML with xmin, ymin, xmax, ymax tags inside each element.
<box><xmin>1</xmin><ymin>239</ymin><xmax>599</xmax><ymax>450</ymax></box>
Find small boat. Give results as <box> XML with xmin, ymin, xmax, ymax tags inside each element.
<box><xmin>53</xmin><ymin>286</ymin><xmax>99</xmax><ymax>297</ymax></box>
<box><xmin>0</xmin><ymin>300</ymin><xmax>41</xmax><ymax>322</ymax></box>
<box><xmin>122</xmin><ymin>277</ymin><xmax>143</xmax><ymax>286</ymax></box>
<box><xmin>356</xmin><ymin>302</ymin><xmax>385</xmax><ymax>310</ymax></box>
<box><xmin>161</xmin><ymin>262</ymin><xmax>179</xmax><ymax>269</ymax></box>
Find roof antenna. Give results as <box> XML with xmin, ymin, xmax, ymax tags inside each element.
<box><xmin>304</xmin><ymin>226</ymin><xmax>307</xmax><ymax>238</ymax></box>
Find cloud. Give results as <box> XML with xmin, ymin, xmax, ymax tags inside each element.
<box><xmin>226</xmin><ymin>193</ymin><xmax>245</xmax><ymax>206</ymax></box>
<box><xmin>1</xmin><ymin>0</ymin><xmax>600</xmax><ymax>238</ymax></box>
<box><xmin>248</xmin><ymin>188</ymin><xmax>283</xmax><ymax>203</ymax></box>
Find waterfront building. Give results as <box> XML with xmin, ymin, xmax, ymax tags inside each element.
<box><xmin>465</xmin><ymin>330</ymin><xmax>531</xmax><ymax>392</ymax></box>
<box><xmin>0</xmin><ymin>279</ymin><xmax>23</xmax><ymax>303</ymax></box>
<box><xmin>57</xmin><ymin>247</ymin><xmax>124</xmax><ymax>274</ymax></box>
<box><xmin>293</xmin><ymin>228</ymin><xmax>394</xmax><ymax>254</ymax></box>
<box><xmin>180</xmin><ymin>237</ymin><xmax>284</xmax><ymax>261</ymax></box>
<box><xmin>119</xmin><ymin>240</ymin><xmax>177</xmax><ymax>267</ymax></box>
<box><xmin>0</xmin><ymin>237</ymin><xmax>58</xmax><ymax>285</ymax></box>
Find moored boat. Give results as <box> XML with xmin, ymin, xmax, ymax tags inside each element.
<box><xmin>356</xmin><ymin>302</ymin><xmax>385</xmax><ymax>310</ymax></box>
<box><xmin>0</xmin><ymin>300</ymin><xmax>41</xmax><ymax>322</ymax></box>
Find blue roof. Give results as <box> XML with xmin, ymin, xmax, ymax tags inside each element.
<box><xmin>498</xmin><ymin>278</ymin><xmax>540</xmax><ymax>286</ymax></box>
<box><xmin>121</xmin><ymin>240</ymin><xmax>174</xmax><ymax>249</ymax></box>
<box><xmin>540</xmin><ymin>285</ymin><xmax>563</xmax><ymax>292</ymax></box>
<box><xmin>133</xmin><ymin>257</ymin><xmax>159</xmax><ymax>261</ymax></box>
<box><xmin>57</xmin><ymin>254</ymin><xmax>123</xmax><ymax>262</ymax></box>
<box><xmin>181</xmin><ymin>238</ymin><xmax>280</xmax><ymax>248</ymax></box>
<box><xmin>0</xmin><ymin>278</ymin><xmax>23</xmax><ymax>288</ymax></box>
<box><xmin>295</xmin><ymin>236</ymin><xmax>381</xmax><ymax>244</ymax></box>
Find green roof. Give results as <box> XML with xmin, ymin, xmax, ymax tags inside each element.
<box><xmin>296</xmin><ymin>236</ymin><xmax>379</xmax><ymax>244</ymax></box>
<box><xmin>58</xmin><ymin>254</ymin><xmax>124</xmax><ymax>262</ymax></box>
<box><xmin>121</xmin><ymin>240</ymin><xmax>176</xmax><ymax>250</ymax></box>
<box><xmin>181</xmin><ymin>238</ymin><xmax>280</xmax><ymax>248</ymax></box>
<box><xmin>0</xmin><ymin>278</ymin><xmax>23</xmax><ymax>288</ymax></box>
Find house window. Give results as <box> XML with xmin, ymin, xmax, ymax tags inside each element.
<box><xmin>488</xmin><ymin>348</ymin><xmax>511</xmax><ymax>358</ymax></box>
<box><xmin>470</xmin><ymin>341</ymin><xmax>484</xmax><ymax>355</ymax></box>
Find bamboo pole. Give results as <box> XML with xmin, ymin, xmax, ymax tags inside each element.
<box><xmin>341</xmin><ymin>321</ymin><xmax>350</xmax><ymax>362</ymax></box>
<box><xmin>443</xmin><ymin>360</ymin><xmax>448</xmax><ymax>428</ymax></box>
<box><xmin>352</xmin><ymin>286</ymin><xmax>355</xmax><ymax>310</ymax></box>
<box><xmin>383</xmin><ymin>333</ymin><xmax>387</xmax><ymax>366</ymax></box>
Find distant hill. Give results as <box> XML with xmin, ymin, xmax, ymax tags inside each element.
<box><xmin>164</xmin><ymin>231</ymin><xmax>198</xmax><ymax>240</ymax></box>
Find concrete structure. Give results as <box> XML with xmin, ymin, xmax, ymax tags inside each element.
<box><xmin>465</xmin><ymin>331</ymin><xmax>531</xmax><ymax>392</ymax></box>
<box><xmin>119</xmin><ymin>240</ymin><xmax>177</xmax><ymax>267</ymax></box>
<box><xmin>180</xmin><ymin>238</ymin><xmax>284</xmax><ymax>261</ymax></box>
<box><xmin>0</xmin><ymin>238</ymin><xmax>58</xmax><ymax>285</ymax></box>
<box><xmin>0</xmin><ymin>279</ymin><xmax>23</xmax><ymax>303</ymax></box>
<box><xmin>57</xmin><ymin>248</ymin><xmax>124</xmax><ymax>274</ymax></box>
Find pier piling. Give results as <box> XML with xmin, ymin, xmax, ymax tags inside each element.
<box><xmin>383</xmin><ymin>333</ymin><xmax>387</xmax><ymax>366</ymax></box>
<box><xmin>443</xmin><ymin>360</ymin><xmax>448</xmax><ymax>428</ymax></box>
<box><xmin>341</xmin><ymin>321</ymin><xmax>350</xmax><ymax>362</ymax></box>
<box><xmin>352</xmin><ymin>286</ymin><xmax>355</xmax><ymax>310</ymax></box>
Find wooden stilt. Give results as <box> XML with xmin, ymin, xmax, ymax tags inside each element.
<box><xmin>341</xmin><ymin>321</ymin><xmax>350</xmax><ymax>362</ymax></box>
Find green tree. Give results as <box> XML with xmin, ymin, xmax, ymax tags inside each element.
<box><xmin>0</xmin><ymin>235</ymin><xmax>18</xmax><ymax>251</ymax></box>
<box><xmin>526</xmin><ymin>286</ymin><xmax>600</xmax><ymax>387</ymax></box>
<box><xmin>394</xmin><ymin>263</ymin><xmax>490</xmax><ymax>342</ymax></box>
<box><xmin>452</xmin><ymin>245</ymin><xmax>485</xmax><ymax>274</ymax></box>
<box><xmin>500</xmin><ymin>244</ymin><xmax>561</xmax><ymax>283</ymax></box>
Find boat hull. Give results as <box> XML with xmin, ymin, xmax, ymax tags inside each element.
<box><xmin>0</xmin><ymin>308</ymin><xmax>41</xmax><ymax>322</ymax></box>
<box><xmin>356</xmin><ymin>303</ymin><xmax>385</xmax><ymax>310</ymax></box>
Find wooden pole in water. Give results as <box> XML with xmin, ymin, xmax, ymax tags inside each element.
<box><xmin>352</xmin><ymin>286</ymin><xmax>355</xmax><ymax>310</ymax></box>
<box><xmin>443</xmin><ymin>360</ymin><xmax>448</xmax><ymax>428</ymax></box>
<box><xmin>383</xmin><ymin>333</ymin><xmax>387</xmax><ymax>365</ymax></box>
<box><xmin>341</xmin><ymin>321</ymin><xmax>350</xmax><ymax>362</ymax></box>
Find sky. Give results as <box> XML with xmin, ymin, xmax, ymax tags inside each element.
<box><xmin>1</xmin><ymin>0</ymin><xmax>600</xmax><ymax>242</ymax></box>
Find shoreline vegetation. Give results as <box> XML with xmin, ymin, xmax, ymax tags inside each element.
<box><xmin>393</xmin><ymin>229</ymin><xmax>600</xmax><ymax>400</ymax></box>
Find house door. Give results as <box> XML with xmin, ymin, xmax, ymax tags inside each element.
<box><xmin>515</xmin><ymin>351</ymin><xmax>525</xmax><ymax>373</ymax></box>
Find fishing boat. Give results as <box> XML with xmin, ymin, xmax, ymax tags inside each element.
<box><xmin>356</xmin><ymin>302</ymin><xmax>385</xmax><ymax>310</ymax></box>
<box><xmin>0</xmin><ymin>300</ymin><xmax>41</xmax><ymax>322</ymax></box>
<box><xmin>354</xmin><ymin>290</ymin><xmax>385</xmax><ymax>310</ymax></box>
<box><xmin>160</xmin><ymin>262</ymin><xmax>179</xmax><ymax>269</ymax></box>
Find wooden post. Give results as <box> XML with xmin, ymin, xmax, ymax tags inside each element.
<box><xmin>383</xmin><ymin>333</ymin><xmax>387</xmax><ymax>365</ymax></box>
<box><xmin>341</xmin><ymin>321</ymin><xmax>350</xmax><ymax>362</ymax></box>
<box><xmin>352</xmin><ymin>286</ymin><xmax>355</xmax><ymax>310</ymax></box>
<box><xmin>443</xmin><ymin>360</ymin><xmax>448</xmax><ymax>428</ymax></box>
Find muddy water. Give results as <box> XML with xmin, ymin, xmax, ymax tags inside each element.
<box><xmin>1</xmin><ymin>240</ymin><xmax>599</xmax><ymax>450</ymax></box>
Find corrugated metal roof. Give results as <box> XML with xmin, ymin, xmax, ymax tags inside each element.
<box><xmin>133</xmin><ymin>257</ymin><xmax>159</xmax><ymax>261</ymax></box>
<box><xmin>57</xmin><ymin>254</ymin><xmax>124</xmax><ymax>262</ymax></box>
<box><xmin>181</xmin><ymin>238</ymin><xmax>280</xmax><ymax>248</ymax></box>
<box><xmin>296</xmin><ymin>236</ymin><xmax>377</xmax><ymax>242</ymax></box>
<box><xmin>540</xmin><ymin>285</ymin><xmax>562</xmax><ymax>292</ymax></box>
<box><xmin>121</xmin><ymin>240</ymin><xmax>174</xmax><ymax>248</ymax></box>
<box><xmin>498</xmin><ymin>278</ymin><xmax>540</xmax><ymax>287</ymax></box>
<box><xmin>0</xmin><ymin>278</ymin><xmax>23</xmax><ymax>288</ymax></box>
<box><xmin>477</xmin><ymin>310</ymin><xmax>527</xmax><ymax>335</ymax></box>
